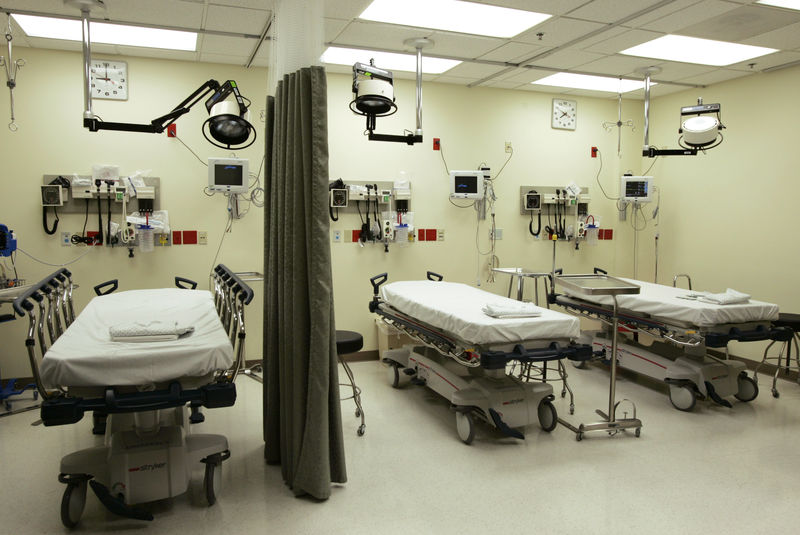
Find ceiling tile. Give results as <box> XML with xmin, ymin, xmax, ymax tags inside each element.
<box><xmin>106</xmin><ymin>0</ymin><xmax>205</xmax><ymax>28</ymax></box>
<box><xmin>565</xmin><ymin>88</ymin><xmax>617</xmax><ymax>98</ymax></box>
<box><xmin>205</xmin><ymin>5</ymin><xmax>269</xmax><ymax>36</ymax></box>
<box><xmin>574</xmin><ymin>27</ymin><xmax>628</xmax><ymax>49</ymax></box>
<box><xmin>200</xmin><ymin>34</ymin><xmax>257</xmax><ymax>56</ymax></box>
<box><xmin>331</xmin><ymin>21</ymin><xmax>433</xmax><ymax>52</ymax></box>
<box><xmin>649</xmin><ymin>61</ymin><xmax>717</xmax><ymax>81</ymax></box>
<box><xmin>5</xmin><ymin>0</ymin><xmax>75</xmax><ymax>17</ymax></box>
<box><xmin>443</xmin><ymin>62</ymin><xmax>508</xmax><ymax>79</ymax></box>
<box><xmin>115</xmin><ymin>46</ymin><xmax>198</xmax><ymax>62</ymax></box>
<box><xmin>583</xmin><ymin>29</ymin><xmax>664</xmax><ymax>54</ymax></box>
<box><xmin>427</xmin><ymin>32</ymin><xmax>505</xmax><ymax>59</ymax></box>
<box><xmin>484</xmin><ymin>79</ymin><xmax>528</xmax><ymax>89</ymax></box>
<box><xmin>514</xmin><ymin>17</ymin><xmax>606</xmax><ymax>48</ymax></box>
<box><xmin>631</xmin><ymin>1</ymin><xmax>738</xmax><ymax>33</ymax></box>
<box><xmin>26</xmin><ymin>37</ymin><xmax>82</xmax><ymax>52</ymax></box>
<box><xmin>518</xmin><ymin>83</ymin><xmax>577</xmax><ymax>95</ymax></box>
<box><xmin>726</xmin><ymin>50</ymin><xmax>800</xmax><ymax>71</ymax></box>
<box><xmin>567</xmin><ymin>0</ymin><xmax>669</xmax><ymax>25</ymax></box>
<box><xmin>677</xmin><ymin>5</ymin><xmax>800</xmax><ymax>41</ymax></box>
<box><xmin>743</xmin><ymin>21</ymin><xmax>800</xmax><ymax>50</ymax></box>
<box><xmin>325</xmin><ymin>18</ymin><xmax>350</xmax><ymax>42</ymax></box>
<box><xmin>499</xmin><ymin>67</ymin><xmax>555</xmax><ymax>83</ymax></box>
<box><xmin>209</xmin><ymin>0</ymin><xmax>274</xmax><ymax>9</ymax></box>
<box><xmin>577</xmin><ymin>55</ymin><xmax>657</xmax><ymax>77</ymax></box>
<box><xmin>479</xmin><ymin>42</ymin><xmax>549</xmax><ymax>63</ymax></box>
<box><xmin>676</xmin><ymin>68</ymin><xmax>751</xmax><ymax>85</ymax></box>
<box><xmin>530</xmin><ymin>49</ymin><xmax>605</xmax><ymax>69</ymax></box>
<box><xmin>198</xmin><ymin>53</ymin><xmax>248</xmax><ymax>66</ymax></box>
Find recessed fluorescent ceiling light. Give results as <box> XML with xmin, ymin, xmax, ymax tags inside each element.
<box><xmin>531</xmin><ymin>73</ymin><xmax>649</xmax><ymax>93</ymax></box>
<box><xmin>620</xmin><ymin>35</ymin><xmax>776</xmax><ymax>66</ymax></box>
<box><xmin>321</xmin><ymin>47</ymin><xmax>461</xmax><ymax>74</ymax></box>
<box><xmin>12</xmin><ymin>14</ymin><xmax>197</xmax><ymax>51</ymax></box>
<box><xmin>757</xmin><ymin>0</ymin><xmax>800</xmax><ymax>10</ymax></box>
<box><xmin>358</xmin><ymin>0</ymin><xmax>551</xmax><ymax>38</ymax></box>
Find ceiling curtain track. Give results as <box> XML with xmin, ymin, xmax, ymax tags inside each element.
<box><xmin>263</xmin><ymin>66</ymin><xmax>346</xmax><ymax>500</ymax></box>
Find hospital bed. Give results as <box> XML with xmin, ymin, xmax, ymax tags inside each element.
<box><xmin>550</xmin><ymin>268</ymin><xmax>790</xmax><ymax>411</ymax></box>
<box><xmin>369</xmin><ymin>272</ymin><xmax>592</xmax><ymax>444</ymax></box>
<box><xmin>12</xmin><ymin>265</ymin><xmax>253</xmax><ymax>528</ymax></box>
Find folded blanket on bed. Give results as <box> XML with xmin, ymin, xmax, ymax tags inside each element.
<box><xmin>697</xmin><ymin>288</ymin><xmax>751</xmax><ymax>305</ymax></box>
<box><xmin>109</xmin><ymin>320</ymin><xmax>195</xmax><ymax>342</ymax></box>
<box><xmin>481</xmin><ymin>302</ymin><xmax>542</xmax><ymax>318</ymax></box>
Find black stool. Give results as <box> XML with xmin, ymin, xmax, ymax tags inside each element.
<box><xmin>756</xmin><ymin>313</ymin><xmax>800</xmax><ymax>398</ymax></box>
<box><xmin>336</xmin><ymin>330</ymin><xmax>365</xmax><ymax>436</ymax></box>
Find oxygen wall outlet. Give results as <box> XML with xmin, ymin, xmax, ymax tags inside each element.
<box><xmin>61</xmin><ymin>231</ymin><xmax>71</xmax><ymax>246</ymax></box>
<box><xmin>332</xmin><ymin>230</ymin><xmax>342</xmax><ymax>243</ymax></box>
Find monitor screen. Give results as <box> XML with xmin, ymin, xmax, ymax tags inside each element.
<box><xmin>450</xmin><ymin>171</ymin><xmax>484</xmax><ymax>199</ymax></box>
<box><xmin>620</xmin><ymin>175</ymin><xmax>652</xmax><ymax>203</ymax></box>
<box><xmin>208</xmin><ymin>158</ymin><xmax>249</xmax><ymax>194</ymax></box>
<box><xmin>625</xmin><ymin>180</ymin><xmax>648</xmax><ymax>198</ymax></box>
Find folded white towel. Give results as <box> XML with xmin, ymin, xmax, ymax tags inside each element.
<box><xmin>697</xmin><ymin>288</ymin><xmax>751</xmax><ymax>305</ymax></box>
<box><xmin>482</xmin><ymin>302</ymin><xmax>542</xmax><ymax>319</ymax></box>
<box><xmin>109</xmin><ymin>320</ymin><xmax>195</xmax><ymax>342</ymax></box>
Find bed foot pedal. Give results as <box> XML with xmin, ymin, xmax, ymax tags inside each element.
<box><xmin>92</xmin><ymin>412</ymin><xmax>107</xmax><ymax>435</ymax></box>
<box><xmin>704</xmin><ymin>381</ymin><xmax>732</xmax><ymax>408</ymax></box>
<box><xmin>402</xmin><ymin>368</ymin><xmax>416</xmax><ymax>376</ymax></box>
<box><xmin>488</xmin><ymin>409</ymin><xmax>524</xmax><ymax>440</ymax></box>
<box><xmin>89</xmin><ymin>480</ymin><xmax>153</xmax><ymax>522</ymax></box>
<box><xmin>410</xmin><ymin>377</ymin><xmax>427</xmax><ymax>386</ymax></box>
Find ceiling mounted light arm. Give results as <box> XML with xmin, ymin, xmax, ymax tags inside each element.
<box><xmin>349</xmin><ymin>38</ymin><xmax>430</xmax><ymax>145</ymax></box>
<box><xmin>638</xmin><ymin>66</ymin><xmax>724</xmax><ymax>158</ymax></box>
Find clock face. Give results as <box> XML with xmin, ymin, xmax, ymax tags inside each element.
<box><xmin>90</xmin><ymin>60</ymin><xmax>128</xmax><ymax>100</ymax></box>
<box><xmin>552</xmin><ymin>98</ymin><xmax>577</xmax><ymax>130</ymax></box>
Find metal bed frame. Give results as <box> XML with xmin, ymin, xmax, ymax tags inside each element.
<box><xmin>369</xmin><ymin>271</ymin><xmax>592</xmax><ymax>444</ymax></box>
<box><xmin>12</xmin><ymin>264</ymin><xmax>253</xmax><ymax>527</ymax></box>
<box><xmin>548</xmin><ymin>268</ymin><xmax>791</xmax><ymax>412</ymax></box>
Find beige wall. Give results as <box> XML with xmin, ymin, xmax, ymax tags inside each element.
<box><xmin>3</xmin><ymin>45</ymin><xmax>795</xmax><ymax>378</ymax></box>
<box><xmin>0</xmin><ymin>47</ymin><xmax>267</xmax><ymax>378</ymax></box>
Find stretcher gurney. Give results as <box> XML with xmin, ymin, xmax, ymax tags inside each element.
<box><xmin>369</xmin><ymin>272</ymin><xmax>591</xmax><ymax>444</ymax></box>
<box><xmin>12</xmin><ymin>265</ymin><xmax>253</xmax><ymax>528</ymax></box>
<box><xmin>551</xmin><ymin>268</ymin><xmax>791</xmax><ymax>411</ymax></box>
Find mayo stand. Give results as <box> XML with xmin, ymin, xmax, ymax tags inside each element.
<box><xmin>555</xmin><ymin>274</ymin><xmax>643</xmax><ymax>440</ymax></box>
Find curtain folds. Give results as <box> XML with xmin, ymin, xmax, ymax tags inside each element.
<box><xmin>263</xmin><ymin>66</ymin><xmax>346</xmax><ymax>500</ymax></box>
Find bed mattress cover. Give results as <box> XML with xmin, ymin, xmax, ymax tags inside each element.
<box><xmin>561</xmin><ymin>278</ymin><xmax>778</xmax><ymax>327</ymax></box>
<box><xmin>41</xmin><ymin>289</ymin><xmax>233</xmax><ymax>387</ymax></box>
<box><xmin>381</xmin><ymin>280</ymin><xmax>580</xmax><ymax>345</ymax></box>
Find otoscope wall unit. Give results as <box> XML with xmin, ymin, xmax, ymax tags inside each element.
<box><xmin>42</xmin><ymin>175</ymin><xmax>161</xmax><ymax>214</ymax></box>
<box><xmin>519</xmin><ymin>185</ymin><xmax>590</xmax><ymax>241</ymax></box>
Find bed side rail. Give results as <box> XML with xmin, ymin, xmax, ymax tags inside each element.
<box><xmin>705</xmin><ymin>325</ymin><xmax>793</xmax><ymax>348</ymax></box>
<box><xmin>212</xmin><ymin>265</ymin><xmax>255</xmax><ymax>381</ymax></box>
<box><xmin>482</xmin><ymin>343</ymin><xmax>593</xmax><ymax>370</ymax></box>
<box><xmin>39</xmin><ymin>381</ymin><xmax>236</xmax><ymax>427</ymax></box>
<box><xmin>12</xmin><ymin>268</ymin><xmax>75</xmax><ymax>401</ymax></box>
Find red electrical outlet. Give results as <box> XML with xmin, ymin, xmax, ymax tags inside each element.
<box><xmin>426</xmin><ymin>229</ymin><xmax>437</xmax><ymax>242</ymax></box>
<box><xmin>173</xmin><ymin>231</ymin><xmax>182</xmax><ymax>245</ymax></box>
<box><xmin>86</xmin><ymin>231</ymin><xmax>100</xmax><ymax>245</ymax></box>
<box><xmin>591</xmin><ymin>146</ymin><xmax>598</xmax><ymax>158</ymax></box>
<box><xmin>433</xmin><ymin>138</ymin><xmax>441</xmax><ymax>151</ymax></box>
<box><xmin>418</xmin><ymin>229</ymin><xmax>426</xmax><ymax>241</ymax></box>
<box><xmin>604</xmin><ymin>229</ymin><xmax>613</xmax><ymax>240</ymax></box>
<box><xmin>167</xmin><ymin>124</ymin><xmax>177</xmax><ymax>137</ymax></box>
<box><xmin>183</xmin><ymin>230</ymin><xmax>198</xmax><ymax>245</ymax></box>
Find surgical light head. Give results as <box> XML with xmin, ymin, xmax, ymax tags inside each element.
<box><xmin>678</xmin><ymin>98</ymin><xmax>724</xmax><ymax>149</ymax></box>
<box><xmin>350</xmin><ymin>60</ymin><xmax>398</xmax><ymax>130</ymax></box>
<box><xmin>202</xmin><ymin>80</ymin><xmax>256</xmax><ymax>150</ymax></box>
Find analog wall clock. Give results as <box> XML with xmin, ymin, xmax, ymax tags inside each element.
<box><xmin>552</xmin><ymin>98</ymin><xmax>576</xmax><ymax>130</ymax></box>
<box><xmin>90</xmin><ymin>59</ymin><xmax>128</xmax><ymax>100</ymax></box>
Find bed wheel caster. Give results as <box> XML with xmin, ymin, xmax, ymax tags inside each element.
<box><xmin>202</xmin><ymin>451</ymin><xmax>228</xmax><ymax>507</ymax></box>
<box><xmin>635</xmin><ymin>427</ymin><xmax>641</xmax><ymax>438</ymax></box>
<box><xmin>60</xmin><ymin>476</ymin><xmax>89</xmax><ymax>529</ymax></box>
<box><xmin>355</xmin><ymin>408</ymin><xmax>362</xmax><ymax>417</ymax></box>
<box><xmin>455</xmin><ymin>411</ymin><xmax>476</xmax><ymax>445</ymax></box>
<box><xmin>357</xmin><ymin>424</ymin><xmax>366</xmax><ymax>436</ymax></box>
<box><xmin>772</xmin><ymin>389</ymin><xmax>780</xmax><ymax>399</ymax></box>
<box><xmin>576</xmin><ymin>432</ymin><xmax>583</xmax><ymax>442</ymax></box>
<box><xmin>569</xmin><ymin>403</ymin><xmax>575</xmax><ymax>415</ymax></box>
<box><xmin>734</xmin><ymin>373</ymin><xmax>758</xmax><ymax>403</ymax></box>
<box><xmin>537</xmin><ymin>400</ymin><xmax>558</xmax><ymax>432</ymax></box>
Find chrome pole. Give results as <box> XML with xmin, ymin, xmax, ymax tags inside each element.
<box><xmin>80</xmin><ymin>6</ymin><xmax>92</xmax><ymax>119</ymax></box>
<box><xmin>415</xmin><ymin>45</ymin><xmax>423</xmax><ymax>136</ymax></box>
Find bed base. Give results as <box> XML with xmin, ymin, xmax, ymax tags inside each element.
<box><xmin>554</xmin><ymin>294</ymin><xmax>791</xmax><ymax>411</ymax></box>
<box><xmin>12</xmin><ymin>265</ymin><xmax>252</xmax><ymax>527</ymax></box>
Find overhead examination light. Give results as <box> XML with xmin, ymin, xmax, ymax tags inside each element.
<box><xmin>638</xmin><ymin>67</ymin><xmax>724</xmax><ymax>158</ymax></box>
<box><xmin>349</xmin><ymin>38</ymin><xmax>431</xmax><ymax>145</ymax></box>
<box><xmin>66</xmin><ymin>0</ymin><xmax>255</xmax><ymax>149</ymax></box>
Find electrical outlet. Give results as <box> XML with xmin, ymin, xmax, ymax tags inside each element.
<box><xmin>332</xmin><ymin>230</ymin><xmax>342</xmax><ymax>243</ymax></box>
<box><xmin>437</xmin><ymin>229</ymin><xmax>445</xmax><ymax>241</ymax></box>
<box><xmin>491</xmin><ymin>228</ymin><xmax>503</xmax><ymax>240</ymax></box>
<box><xmin>61</xmin><ymin>231</ymin><xmax>71</xmax><ymax>246</ymax></box>
<box><xmin>198</xmin><ymin>231</ymin><xmax>208</xmax><ymax>245</ymax></box>
<box><xmin>505</xmin><ymin>141</ymin><xmax>512</xmax><ymax>153</ymax></box>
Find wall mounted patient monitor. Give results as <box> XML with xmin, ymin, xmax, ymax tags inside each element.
<box><xmin>620</xmin><ymin>175</ymin><xmax>652</xmax><ymax>203</ymax></box>
<box><xmin>449</xmin><ymin>170</ymin><xmax>484</xmax><ymax>200</ymax></box>
<box><xmin>208</xmin><ymin>158</ymin><xmax>248</xmax><ymax>194</ymax></box>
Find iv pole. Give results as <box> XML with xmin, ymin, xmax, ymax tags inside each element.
<box><xmin>1</xmin><ymin>14</ymin><xmax>24</xmax><ymax>131</ymax></box>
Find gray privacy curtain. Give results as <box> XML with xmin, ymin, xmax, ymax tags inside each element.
<box><xmin>263</xmin><ymin>66</ymin><xmax>346</xmax><ymax>499</ymax></box>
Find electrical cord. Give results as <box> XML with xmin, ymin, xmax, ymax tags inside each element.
<box><xmin>95</xmin><ymin>181</ymin><xmax>104</xmax><ymax>245</ymax></box>
<box><xmin>492</xmin><ymin>147</ymin><xmax>513</xmax><ymax>181</ymax></box>
<box><xmin>42</xmin><ymin>206</ymin><xmax>59</xmax><ymax>235</ymax></box>
<box><xmin>529</xmin><ymin>210</ymin><xmax>541</xmax><ymax>237</ymax></box>
<box><xmin>71</xmin><ymin>199</ymin><xmax>93</xmax><ymax>245</ymax></box>
<box><xmin>17</xmin><ymin>246</ymin><xmax>93</xmax><ymax>267</ymax></box>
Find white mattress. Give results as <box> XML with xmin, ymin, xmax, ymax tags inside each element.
<box><xmin>561</xmin><ymin>278</ymin><xmax>778</xmax><ymax>327</ymax></box>
<box><xmin>381</xmin><ymin>280</ymin><xmax>580</xmax><ymax>345</ymax></box>
<box><xmin>41</xmin><ymin>289</ymin><xmax>233</xmax><ymax>387</ymax></box>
